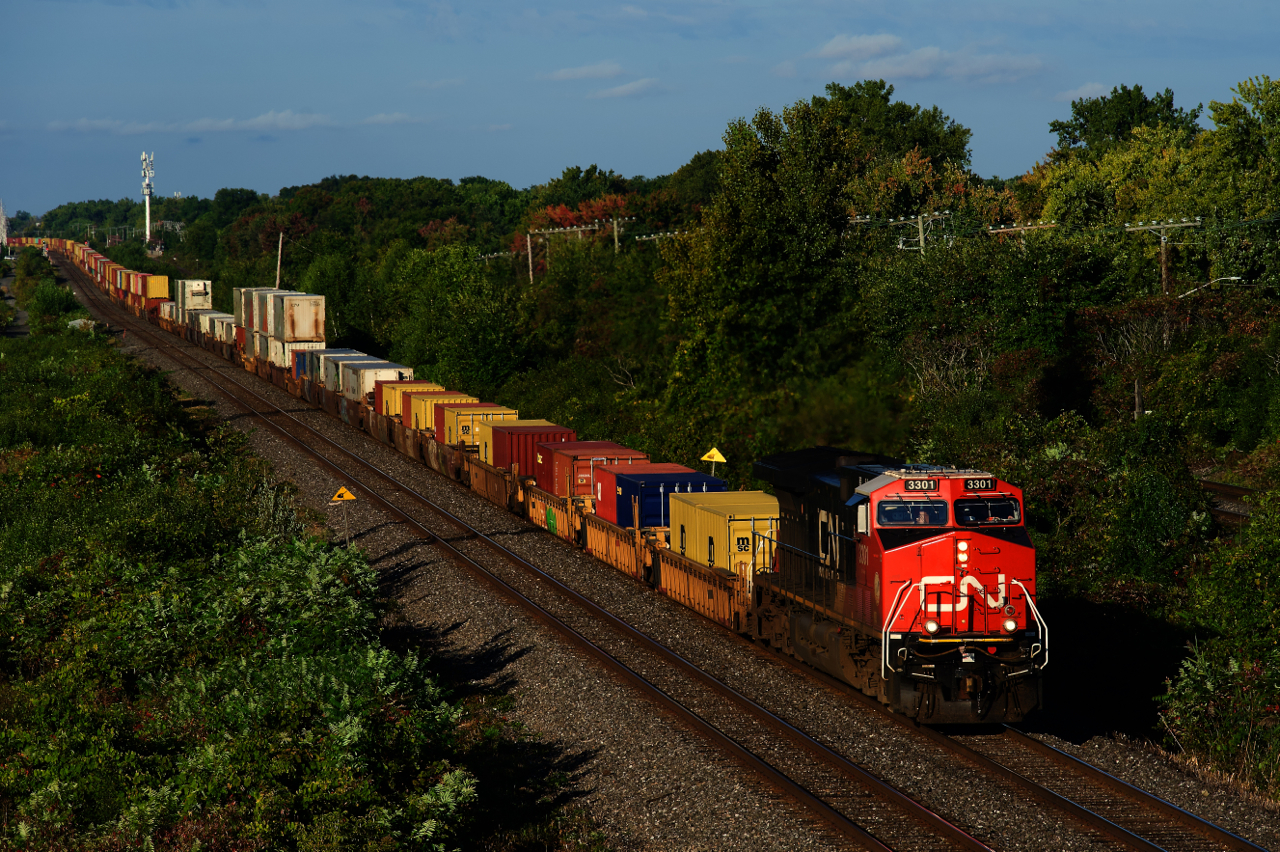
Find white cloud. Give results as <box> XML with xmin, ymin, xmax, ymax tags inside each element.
<box><xmin>1055</xmin><ymin>82</ymin><xmax>1108</xmax><ymax>102</ymax></box>
<box><xmin>841</xmin><ymin>46</ymin><xmax>1040</xmax><ymax>84</ymax></box>
<box><xmin>587</xmin><ymin>78</ymin><xmax>659</xmax><ymax>99</ymax></box>
<box><xmin>364</xmin><ymin>113</ymin><xmax>422</xmax><ymax>125</ymax></box>
<box><xmin>545</xmin><ymin>61</ymin><xmax>623</xmax><ymax>81</ymax></box>
<box><xmin>411</xmin><ymin>77</ymin><xmax>465</xmax><ymax>90</ymax></box>
<box><xmin>49</xmin><ymin>110</ymin><xmax>333</xmax><ymax>135</ymax></box>
<box><xmin>813</xmin><ymin>33</ymin><xmax>902</xmax><ymax>61</ymax></box>
<box><xmin>773</xmin><ymin>61</ymin><xmax>797</xmax><ymax>78</ymax></box>
<box><xmin>856</xmin><ymin>47</ymin><xmax>945</xmax><ymax>80</ymax></box>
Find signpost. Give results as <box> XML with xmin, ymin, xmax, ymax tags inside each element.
<box><xmin>701</xmin><ymin>447</ymin><xmax>726</xmax><ymax>478</ymax></box>
<box><xmin>330</xmin><ymin>486</ymin><xmax>356</xmax><ymax>546</ymax></box>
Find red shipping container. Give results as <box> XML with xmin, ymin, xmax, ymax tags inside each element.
<box><xmin>592</xmin><ymin>463</ymin><xmax>695</xmax><ymax>525</ymax></box>
<box><xmin>535</xmin><ymin>441</ymin><xmax>650</xmax><ymax>498</ymax></box>
<box><xmin>490</xmin><ymin>424</ymin><xmax>577</xmax><ymax>476</ymax></box>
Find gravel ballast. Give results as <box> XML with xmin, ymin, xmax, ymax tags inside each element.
<box><xmin>74</xmin><ymin>279</ymin><xmax>1279</xmax><ymax>852</ymax></box>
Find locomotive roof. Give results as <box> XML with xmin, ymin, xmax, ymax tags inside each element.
<box><xmin>855</xmin><ymin>468</ymin><xmax>998</xmax><ymax>498</ymax></box>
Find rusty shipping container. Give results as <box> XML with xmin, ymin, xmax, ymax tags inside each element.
<box><xmin>536</xmin><ymin>441</ymin><xmax>650</xmax><ymax>498</ymax></box>
<box><xmin>272</xmin><ymin>293</ymin><xmax>326</xmax><ymax>342</ymax></box>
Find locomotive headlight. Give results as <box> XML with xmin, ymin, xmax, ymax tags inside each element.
<box><xmin>1002</xmin><ymin>618</ymin><xmax>1018</xmax><ymax>633</ymax></box>
<box><xmin>957</xmin><ymin>541</ymin><xmax>969</xmax><ymax>552</ymax></box>
<box><xmin>924</xmin><ymin>619</ymin><xmax>941</xmax><ymax>635</ymax></box>
<box><xmin>957</xmin><ymin>551</ymin><xmax>969</xmax><ymax>563</ymax></box>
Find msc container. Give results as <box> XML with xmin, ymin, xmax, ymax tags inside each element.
<box><xmin>405</xmin><ymin>391</ymin><xmax>479</xmax><ymax>432</ymax></box>
<box><xmin>439</xmin><ymin>404</ymin><xmax>518</xmax><ymax>446</ymax></box>
<box><xmin>272</xmin><ymin>293</ymin><xmax>325</xmax><ymax>342</ymax></box>
<box><xmin>595</xmin><ymin>465</ymin><xmax>726</xmax><ymax>529</ymax></box>
<box><xmin>484</xmin><ymin>422</ymin><xmax>577</xmax><ymax>474</ymax></box>
<box><xmin>270</xmin><ymin>338</ymin><xmax>326</xmax><ymax>369</ymax></box>
<box><xmin>324</xmin><ymin>355</ymin><xmax>383</xmax><ymax>393</ymax></box>
<box><xmin>668</xmin><ymin>491</ymin><xmax>780</xmax><ymax>576</ymax></box>
<box><xmin>375</xmin><ymin>380</ymin><xmax>443</xmax><ymax>417</ymax></box>
<box><xmin>302</xmin><ymin>348</ymin><xmax>360</xmax><ymax>382</ymax></box>
<box><xmin>341</xmin><ymin>362</ymin><xmax>414</xmax><ymax>402</ymax></box>
<box><xmin>535</xmin><ymin>441</ymin><xmax>650</xmax><ymax>498</ymax></box>
<box><xmin>253</xmin><ymin>289</ymin><xmax>289</xmax><ymax>335</ymax></box>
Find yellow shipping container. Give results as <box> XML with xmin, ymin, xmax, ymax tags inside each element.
<box><xmin>379</xmin><ymin>381</ymin><xmax>443</xmax><ymax>417</ymax></box>
<box><xmin>145</xmin><ymin>275</ymin><xmax>169</xmax><ymax>299</ymax></box>
<box><xmin>474</xmin><ymin>419</ymin><xmax>555</xmax><ymax>465</ymax></box>
<box><xmin>444</xmin><ymin>405</ymin><xmax>518</xmax><ymax>445</ymax></box>
<box><xmin>407</xmin><ymin>393</ymin><xmax>478</xmax><ymax>432</ymax></box>
<box><xmin>668</xmin><ymin>492</ymin><xmax>780</xmax><ymax>581</ymax></box>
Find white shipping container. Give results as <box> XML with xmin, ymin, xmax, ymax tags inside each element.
<box><xmin>342</xmin><ymin>362</ymin><xmax>414</xmax><ymax>402</ymax></box>
<box><xmin>254</xmin><ymin>289</ymin><xmax>289</xmax><ymax>335</ymax></box>
<box><xmin>235</xmin><ymin>287</ymin><xmax>274</xmax><ymax>329</ymax></box>
<box><xmin>159</xmin><ymin>302</ymin><xmax>175</xmax><ymax>321</ymax></box>
<box><xmin>303</xmin><ymin>348</ymin><xmax>360</xmax><ymax>381</ymax></box>
<box><xmin>323</xmin><ymin>355</ymin><xmax>382</xmax><ymax>392</ymax></box>
<box><xmin>177</xmin><ymin>280</ymin><xmax>212</xmax><ymax>314</ymax></box>
<box><xmin>199</xmin><ymin>311</ymin><xmax>234</xmax><ymax>336</ymax></box>
<box><xmin>271</xmin><ymin>293</ymin><xmax>325</xmax><ymax>342</ymax></box>
<box><xmin>268</xmin><ymin>338</ymin><xmax>326</xmax><ymax>369</ymax></box>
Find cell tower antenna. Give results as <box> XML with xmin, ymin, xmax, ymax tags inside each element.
<box><xmin>141</xmin><ymin>152</ymin><xmax>155</xmax><ymax>244</ymax></box>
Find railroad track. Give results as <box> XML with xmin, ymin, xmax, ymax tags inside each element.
<box><xmin>759</xmin><ymin>641</ymin><xmax>1267</xmax><ymax>852</ymax></box>
<box><xmin>65</xmin><ymin>264</ymin><xmax>1001</xmax><ymax>852</ymax></box>
<box><xmin>63</xmin><ymin>265</ymin><xmax>1269</xmax><ymax>852</ymax></box>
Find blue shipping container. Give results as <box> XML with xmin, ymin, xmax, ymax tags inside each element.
<box><xmin>614</xmin><ymin>472</ymin><xmax>727</xmax><ymax>529</ymax></box>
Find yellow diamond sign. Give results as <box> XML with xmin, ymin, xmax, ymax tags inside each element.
<box><xmin>331</xmin><ymin>487</ymin><xmax>356</xmax><ymax>502</ymax></box>
<box><xmin>701</xmin><ymin>447</ymin><xmax>726</xmax><ymax>464</ymax></box>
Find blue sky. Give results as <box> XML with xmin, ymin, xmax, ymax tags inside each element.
<box><xmin>4</xmin><ymin>0</ymin><xmax>1277</xmax><ymax>215</ymax></box>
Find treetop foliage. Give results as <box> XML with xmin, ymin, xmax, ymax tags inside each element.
<box><xmin>812</xmin><ymin>79</ymin><xmax>973</xmax><ymax>167</ymax></box>
<box><xmin>1049</xmin><ymin>83</ymin><xmax>1203</xmax><ymax>159</ymax></box>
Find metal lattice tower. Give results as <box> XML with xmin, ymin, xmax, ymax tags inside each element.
<box><xmin>141</xmin><ymin>152</ymin><xmax>155</xmax><ymax>241</ymax></box>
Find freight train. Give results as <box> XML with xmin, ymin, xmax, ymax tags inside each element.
<box><xmin>20</xmin><ymin>236</ymin><xmax>1047</xmax><ymax>724</ymax></box>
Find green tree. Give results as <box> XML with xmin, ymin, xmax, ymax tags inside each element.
<box><xmin>1050</xmin><ymin>84</ymin><xmax>1202</xmax><ymax>159</ymax></box>
<box><xmin>812</xmin><ymin>79</ymin><xmax>972</xmax><ymax>167</ymax></box>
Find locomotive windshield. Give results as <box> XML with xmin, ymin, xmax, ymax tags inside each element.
<box><xmin>955</xmin><ymin>497</ymin><xmax>1021</xmax><ymax>526</ymax></box>
<box><xmin>877</xmin><ymin>499</ymin><xmax>948</xmax><ymax>526</ymax></box>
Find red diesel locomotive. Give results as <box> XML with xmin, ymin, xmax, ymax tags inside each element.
<box><xmin>752</xmin><ymin>448</ymin><xmax>1046</xmax><ymax>724</ymax></box>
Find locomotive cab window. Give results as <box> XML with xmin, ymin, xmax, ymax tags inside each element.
<box><xmin>877</xmin><ymin>500</ymin><xmax>948</xmax><ymax>526</ymax></box>
<box><xmin>954</xmin><ymin>497</ymin><xmax>1021</xmax><ymax>526</ymax></box>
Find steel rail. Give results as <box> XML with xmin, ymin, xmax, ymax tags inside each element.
<box><xmin>65</xmin><ymin>261</ymin><xmax>999</xmax><ymax>852</ymax></box>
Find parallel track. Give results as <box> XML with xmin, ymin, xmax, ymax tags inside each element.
<box><xmin>64</xmin><ymin>261</ymin><xmax>1002</xmax><ymax>852</ymax></box>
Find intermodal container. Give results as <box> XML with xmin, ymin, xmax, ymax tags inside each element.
<box><xmin>270</xmin><ymin>338</ymin><xmax>326</xmax><ymax>369</ymax></box>
<box><xmin>342</xmin><ymin>362</ymin><xmax>414</xmax><ymax>403</ymax></box>
<box><xmin>668</xmin><ymin>492</ymin><xmax>780</xmax><ymax>577</ymax></box>
<box><xmin>145</xmin><ymin>275</ymin><xmax>169</xmax><ymax>300</ymax></box>
<box><xmin>435</xmin><ymin>402</ymin><xmax>500</xmax><ymax>444</ymax></box>
<box><xmin>233</xmin><ymin>286</ymin><xmax>270</xmax><ymax>327</ymax></box>
<box><xmin>486</xmin><ymin>422</ymin><xmax>577</xmax><ymax>475</ymax></box>
<box><xmin>440</xmin><ymin>404</ymin><xmax>518</xmax><ymax>446</ymax></box>
<box><xmin>374</xmin><ymin>380</ymin><xmax>444</xmax><ymax>418</ymax></box>
<box><xmin>272</xmin><ymin>293</ymin><xmax>325</xmax><ymax>342</ymax></box>
<box><xmin>253</xmin><ymin>289</ymin><xmax>289</xmax><ymax>335</ymax></box>
<box><xmin>594</xmin><ymin>465</ymin><xmax>725</xmax><ymax>529</ymax></box>
<box><xmin>405</xmin><ymin>391</ymin><xmax>479</xmax><ymax>432</ymax></box>
<box><xmin>303</xmin><ymin>349</ymin><xmax>360</xmax><ymax>382</ymax></box>
<box><xmin>323</xmin><ymin>355</ymin><xmax>382</xmax><ymax>392</ymax></box>
<box><xmin>536</xmin><ymin>441</ymin><xmax>650</xmax><ymax>498</ymax></box>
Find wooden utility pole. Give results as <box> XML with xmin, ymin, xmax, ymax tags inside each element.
<box><xmin>275</xmin><ymin>232</ymin><xmax>284</xmax><ymax>288</ymax></box>
<box><xmin>1124</xmin><ymin>219</ymin><xmax>1200</xmax><ymax>295</ymax></box>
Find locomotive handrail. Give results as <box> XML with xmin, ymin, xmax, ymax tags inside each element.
<box><xmin>1010</xmin><ymin>578</ymin><xmax>1048</xmax><ymax>669</ymax></box>
<box><xmin>882</xmin><ymin>581</ymin><xmax>922</xmax><ymax>678</ymax></box>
